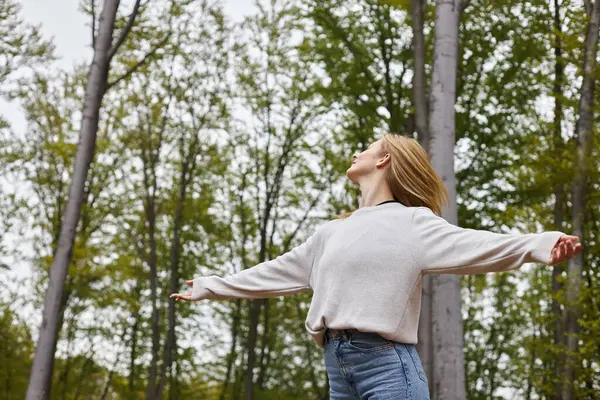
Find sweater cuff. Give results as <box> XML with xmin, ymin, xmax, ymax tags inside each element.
<box><xmin>191</xmin><ymin>277</ymin><xmax>219</xmax><ymax>301</ymax></box>
<box><xmin>531</xmin><ymin>231</ymin><xmax>564</xmax><ymax>264</ymax></box>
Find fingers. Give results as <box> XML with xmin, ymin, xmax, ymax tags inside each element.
<box><xmin>550</xmin><ymin>237</ymin><xmax>584</xmax><ymax>265</ymax></box>
<box><xmin>169</xmin><ymin>280</ymin><xmax>196</xmax><ymax>302</ymax></box>
<box><xmin>169</xmin><ymin>291</ymin><xmax>192</xmax><ymax>301</ymax></box>
<box><xmin>560</xmin><ymin>234</ymin><xmax>580</xmax><ymax>242</ymax></box>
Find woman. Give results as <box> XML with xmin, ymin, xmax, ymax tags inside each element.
<box><xmin>170</xmin><ymin>133</ymin><xmax>582</xmax><ymax>399</ymax></box>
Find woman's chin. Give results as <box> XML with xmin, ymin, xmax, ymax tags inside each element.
<box><xmin>346</xmin><ymin>169</ymin><xmax>359</xmax><ymax>184</ymax></box>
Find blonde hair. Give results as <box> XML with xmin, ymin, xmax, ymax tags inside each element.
<box><xmin>335</xmin><ymin>133</ymin><xmax>449</xmax><ymax>219</ymax></box>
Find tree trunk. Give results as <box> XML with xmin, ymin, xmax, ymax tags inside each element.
<box><xmin>157</xmin><ymin>126</ymin><xmax>202</xmax><ymax>398</ymax></box>
<box><xmin>411</xmin><ymin>0</ymin><xmax>434</xmax><ymax>393</ymax></box>
<box><xmin>220</xmin><ymin>299</ymin><xmax>242</xmax><ymax>400</ymax></box>
<box><xmin>562</xmin><ymin>2</ymin><xmax>600</xmax><ymax>399</ymax></box>
<box><xmin>129</xmin><ymin>310</ymin><xmax>140</xmax><ymax>396</ymax></box>
<box><xmin>244</xmin><ymin>299</ymin><xmax>263</xmax><ymax>400</ymax></box>
<box><xmin>551</xmin><ymin>0</ymin><xmax>566</xmax><ymax>397</ymax></box>
<box><xmin>428</xmin><ymin>1</ymin><xmax>465</xmax><ymax>399</ymax></box>
<box><xmin>256</xmin><ymin>299</ymin><xmax>271</xmax><ymax>390</ymax></box>
<box><xmin>156</xmin><ymin>151</ymin><xmax>193</xmax><ymax>400</ymax></box>
<box><xmin>25</xmin><ymin>0</ymin><xmax>134</xmax><ymax>398</ymax></box>
<box><xmin>411</xmin><ymin>0</ymin><xmax>429</xmax><ymax>153</ymax></box>
<box><xmin>144</xmin><ymin>156</ymin><xmax>160</xmax><ymax>400</ymax></box>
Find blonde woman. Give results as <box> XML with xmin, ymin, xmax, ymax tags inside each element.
<box><xmin>171</xmin><ymin>134</ymin><xmax>581</xmax><ymax>399</ymax></box>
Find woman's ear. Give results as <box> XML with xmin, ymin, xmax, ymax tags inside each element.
<box><xmin>376</xmin><ymin>153</ymin><xmax>391</xmax><ymax>168</ymax></box>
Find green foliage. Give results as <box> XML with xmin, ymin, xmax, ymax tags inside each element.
<box><xmin>0</xmin><ymin>0</ymin><xmax>55</xmax><ymax>87</ymax></box>
<box><xmin>0</xmin><ymin>0</ymin><xmax>599</xmax><ymax>399</ymax></box>
<box><xmin>0</xmin><ymin>302</ymin><xmax>34</xmax><ymax>399</ymax></box>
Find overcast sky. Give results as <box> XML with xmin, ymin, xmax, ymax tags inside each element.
<box><xmin>3</xmin><ymin>0</ymin><xmax>256</xmax><ymax>135</ymax></box>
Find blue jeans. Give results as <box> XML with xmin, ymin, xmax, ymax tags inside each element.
<box><xmin>324</xmin><ymin>329</ymin><xmax>430</xmax><ymax>399</ymax></box>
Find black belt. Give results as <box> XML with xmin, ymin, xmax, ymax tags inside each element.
<box><xmin>324</xmin><ymin>328</ymin><xmax>357</xmax><ymax>340</ymax></box>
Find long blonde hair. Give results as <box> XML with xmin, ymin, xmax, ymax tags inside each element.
<box><xmin>336</xmin><ymin>133</ymin><xmax>449</xmax><ymax>219</ymax></box>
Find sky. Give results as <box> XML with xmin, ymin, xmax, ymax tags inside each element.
<box><xmin>4</xmin><ymin>0</ymin><xmax>257</xmax><ymax>136</ymax></box>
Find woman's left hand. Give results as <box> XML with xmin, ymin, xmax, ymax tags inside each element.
<box><xmin>549</xmin><ymin>235</ymin><xmax>582</xmax><ymax>265</ymax></box>
<box><xmin>170</xmin><ymin>280</ymin><xmax>194</xmax><ymax>301</ymax></box>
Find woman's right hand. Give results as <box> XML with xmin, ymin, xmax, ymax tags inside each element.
<box><xmin>169</xmin><ymin>279</ymin><xmax>194</xmax><ymax>301</ymax></box>
<box><xmin>549</xmin><ymin>235</ymin><xmax>582</xmax><ymax>265</ymax></box>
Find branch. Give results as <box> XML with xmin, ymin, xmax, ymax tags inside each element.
<box><xmin>108</xmin><ymin>0</ymin><xmax>142</xmax><ymax>61</ymax></box>
<box><xmin>91</xmin><ymin>0</ymin><xmax>96</xmax><ymax>49</ymax></box>
<box><xmin>105</xmin><ymin>33</ymin><xmax>170</xmax><ymax>91</ymax></box>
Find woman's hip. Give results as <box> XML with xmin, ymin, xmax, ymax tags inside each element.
<box><xmin>323</xmin><ymin>328</ymin><xmax>430</xmax><ymax>400</ymax></box>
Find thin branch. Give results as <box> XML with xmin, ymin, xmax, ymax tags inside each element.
<box><xmin>108</xmin><ymin>0</ymin><xmax>143</xmax><ymax>61</ymax></box>
<box><xmin>105</xmin><ymin>33</ymin><xmax>171</xmax><ymax>91</ymax></box>
<box><xmin>91</xmin><ymin>0</ymin><xmax>96</xmax><ymax>49</ymax></box>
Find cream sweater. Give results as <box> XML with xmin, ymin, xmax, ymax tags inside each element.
<box><xmin>191</xmin><ymin>202</ymin><xmax>564</xmax><ymax>348</ymax></box>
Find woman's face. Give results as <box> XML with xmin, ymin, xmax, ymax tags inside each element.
<box><xmin>346</xmin><ymin>139</ymin><xmax>388</xmax><ymax>184</ymax></box>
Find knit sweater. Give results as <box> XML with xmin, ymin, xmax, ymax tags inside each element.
<box><xmin>191</xmin><ymin>202</ymin><xmax>564</xmax><ymax>348</ymax></box>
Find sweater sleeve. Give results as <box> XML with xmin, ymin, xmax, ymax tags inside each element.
<box><xmin>190</xmin><ymin>226</ymin><xmax>322</xmax><ymax>301</ymax></box>
<box><xmin>409</xmin><ymin>207</ymin><xmax>564</xmax><ymax>275</ymax></box>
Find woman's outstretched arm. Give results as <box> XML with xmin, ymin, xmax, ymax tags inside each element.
<box><xmin>170</xmin><ymin>226</ymin><xmax>322</xmax><ymax>301</ymax></box>
<box><xmin>409</xmin><ymin>207</ymin><xmax>582</xmax><ymax>275</ymax></box>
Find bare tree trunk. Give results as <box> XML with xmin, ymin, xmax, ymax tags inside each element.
<box><xmin>129</xmin><ymin>310</ymin><xmax>140</xmax><ymax>396</ymax></box>
<box><xmin>256</xmin><ymin>299</ymin><xmax>271</xmax><ymax>390</ymax></box>
<box><xmin>428</xmin><ymin>1</ymin><xmax>465</xmax><ymax>399</ymax></box>
<box><xmin>144</xmin><ymin>189</ymin><xmax>159</xmax><ymax>400</ymax></box>
<box><xmin>411</xmin><ymin>0</ymin><xmax>434</xmax><ymax>393</ymax></box>
<box><xmin>562</xmin><ymin>2</ymin><xmax>600</xmax><ymax>399</ymax></box>
<box><xmin>234</xmin><ymin>336</ymin><xmax>246</xmax><ymax>400</ymax></box>
<box><xmin>25</xmin><ymin>0</ymin><xmax>148</xmax><ymax>397</ymax></box>
<box><xmin>411</xmin><ymin>0</ymin><xmax>429</xmax><ymax>153</ymax></box>
<box><xmin>157</xmin><ymin>131</ymin><xmax>199</xmax><ymax>399</ymax></box>
<box><xmin>220</xmin><ymin>299</ymin><xmax>242</xmax><ymax>400</ymax></box>
<box><xmin>143</xmin><ymin>143</ymin><xmax>161</xmax><ymax>400</ymax></box>
<box><xmin>25</xmin><ymin>2</ymin><xmax>119</xmax><ymax>399</ymax></box>
<box><xmin>552</xmin><ymin>0</ymin><xmax>566</xmax><ymax>398</ymax></box>
<box><xmin>244</xmin><ymin>298</ymin><xmax>263</xmax><ymax>400</ymax></box>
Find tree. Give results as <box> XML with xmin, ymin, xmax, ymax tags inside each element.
<box><xmin>228</xmin><ymin>1</ymin><xmax>334</xmax><ymax>397</ymax></box>
<box><xmin>428</xmin><ymin>0</ymin><xmax>464</xmax><ymax>398</ymax></box>
<box><xmin>562</xmin><ymin>1</ymin><xmax>600</xmax><ymax>399</ymax></box>
<box><xmin>26</xmin><ymin>1</ymin><xmax>170</xmax><ymax>398</ymax></box>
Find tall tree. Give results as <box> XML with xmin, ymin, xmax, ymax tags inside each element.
<box><xmin>25</xmin><ymin>1</ymin><xmax>169</xmax><ymax>398</ymax></box>
<box><xmin>409</xmin><ymin>0</ymin><xmax>434</xmax><ymax>392</ymax></box>
<box><xmin>155</xmin><ymin>3</ymin><xmax>231</xmax><ymax>396</ymax></box>
<box><xmin>562</xmin><ymin>1</ymin><xmax>600</xmax><ymax>399</ymax></box>
<box><xmin>551</xmin><ymin>0</ymin><xmax>566</xmax><ymax>397</ymax></box>
<box><xmin>428</xmin><ymin>0</ymin><xmax>464</xmax><ymax>399</ymax></box>
<box><xmin>230</xmin><ymin>1</ymin><xmax>333</xmax><ymax>397</ymax></box>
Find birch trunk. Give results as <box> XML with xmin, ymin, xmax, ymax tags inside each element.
<box><xmin>551</xmin><ymin>0</ymin><xmax>566</xmax><ymax>397</ymax></box>
<box><xmin>428</xmin><ymin>1</ymin><xmax>465</xmax><ymax>398</ymax></box>
<box><xmin>562</xmin><ymin>2</ymin><xmax>600</xmax><ymax>399</ymax></box>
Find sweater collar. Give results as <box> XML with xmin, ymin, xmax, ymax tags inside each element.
<box><xmin>352</xmin><ymin>200</ymin><xmax>405</xmax><ymax>215</ymax></box>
